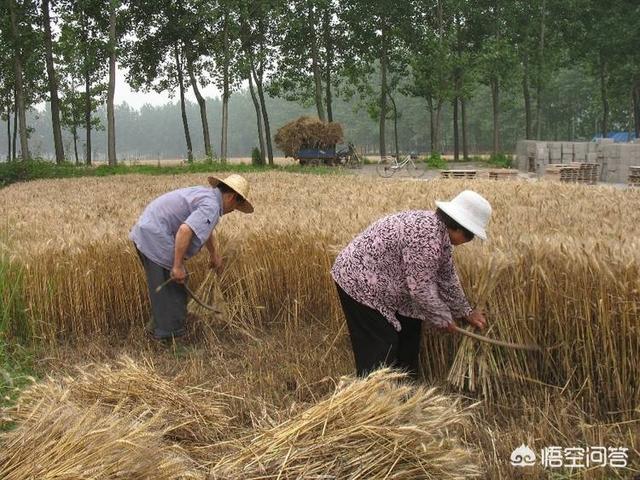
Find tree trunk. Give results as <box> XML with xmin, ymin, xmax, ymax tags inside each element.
<box><xmin>535</xmin><ymin>0</ymin><xmax>546</xmax><ymax>140</ymax></box>
<box><xmin>379</xmin><ymin>23</ymin><xmax>388</xmax><ymax>159</ymax></box>
<box><xmin>248</xmin><ymin>72</ymin><xmax>266</xmax><ymax>165</ymax></box>
<box><xmin>220</xmin><ymin>12</ymin><xmax>230</xmax><ymax>162</ymax></box>
<box><xmin>42</xmin><ymin>0</ymin><xmax>65</xmax><ymax>164</ymax></box>
<box><xmin>307</xmin><ymin>2</ymin><xmax>325</xmax><ymax>121</ymax></box>
<box><xmin>72</xmin><ymin>125</ymin><xmax>79</xmax><ymax>165</ymax></box>
<box><xmin>8</xmin><ymin>0</ymin><xmax>30</xmax><ymax>160</ymax></box>
<box><xmin>599</xmin><ymin>53</ymin><xmax>609</xmax><ymax>138</ymax></box>
<box><xmin>461</xmin><ymin>97</ymin><xmax>469</xmax><ymax>159</ymax></box>
<box><xmin>80</xmin><ymin>8</ymin><xmax>92</xmax><ymax>165</ymax></box>
<box><xmin>84</xmin><ymin>69</ymin><xmax>92</xmax><ymax>165</ymax></box>
<box><xmin>6</xmin><ymin>108</ymin><xmax>11</xmax><ymax>161</ymax></box>
<box><xmin>434</xmin><ymin>100</ymin><xmax>443</xmax><ymax>155</ymax></box>
<box><xmin>107</xmin><ymin>0</ymin><xmax>117</xmax><ymax>166</ymax></box>
<box><xmin>491</xmin><ymin>77</ymin><xmax>500</xmax><ymax>154</ymax></box>
<box><xmin>427</xmin><ymin>97</ymin><xmax>434</xmax><ymax>153</ymax></box>
<box><xmin>175</xmin><ymin>45</ymin><xmax>193</xmax><ymax>162</ymax></box>
<box><xmin>252</xmin><ymin>65</ymin><xmax>273</xmax><ymax>165</ymax></box>
<box><xmin>323</xmin><ymin>7</ymin><xmax>333</xmax><ymax>122</ymax></box>
<box><xmin>388</xmin><ymin>92</ymin><xmax>399</xmax><ymax>160</ymax></box>
<box><xmin>12</xmin><ymin>91</ymin><xmax>18</xmax><ymax>161</ymax></box>
<box><xmin>523</xmin><ymin>52</ymin><xmax>532</xmax><ymax>140</ymax></box>
<box><xmin>633</xmin><ymin>83</ymin><xmax>640</xmax><ymax>138</ymax></box>
<box><xmin>452</xmin><ymin>97</ymin><xmax>459</xmax><ymax>161</ymax></box>
<box><xmin>187</xmin><ymin>57</ymin><xmax>212</xmax><ymax>158</ymax></box>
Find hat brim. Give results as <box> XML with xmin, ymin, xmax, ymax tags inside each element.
<box><xmin>435</xmin><ymin>200</ymin><xmax>487</xmax><ymax>240</ymax></box>
<box><xmin>208</xmin><ymin>176</ymin><xmax>254</xmax><ymax>214</ymax></box>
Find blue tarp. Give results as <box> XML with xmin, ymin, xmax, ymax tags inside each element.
<box><xmin>592</xmin><ymin>132</ymin><xmax>637</xmax><ymax>143</ymax></box>
<box><xmin>295</xmin><ymin>148</ymin><xmax>336</xmax><ymax>159</ymax></box>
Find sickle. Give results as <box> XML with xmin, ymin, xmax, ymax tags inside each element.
<box><xmin>155</xmin><ymin>276</ymin><xmax>221</xmax><ymax>314</ymax></box>
<box><xmin>184</xmin><ymin>283</ymin><xmax>222</xmax><ymax>314</ymax></box>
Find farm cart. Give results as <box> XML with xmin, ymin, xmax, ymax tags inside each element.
<box><xmin>275</xmin><ymin>116</ymin><xmax>349</xmax><ymax>166</ymax></box>
<box><xmin>295</xmin><ymin>147</ymin><xmax>338</xmax><ymax>166</ymax></box>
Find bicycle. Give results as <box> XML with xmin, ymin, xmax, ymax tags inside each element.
<box><xmin>376</xmin><ymin>154</ymin><xmax>427</xmax><ymax>178</ymax></box>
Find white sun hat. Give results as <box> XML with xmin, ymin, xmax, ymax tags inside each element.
<box><xmin>208</xmin><ymin>174</ymin><xmax>254</xmax><ymax>213</ymax></box>
<box><xmin>435</xmin><ymin>190</ymin><xmax>492</xmax><ymax>240</ymax></box>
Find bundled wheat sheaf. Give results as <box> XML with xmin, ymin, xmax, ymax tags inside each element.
<box><xmin>1</xmin><ymin>173</ymin><xmax>639</xmax><ymax>478</ymax></box>
<box><xmin>212</xmin><ymin>369</ymin><xmax>482</xmax><ymax>479</ymax></box>
<box><xmin>0</xmin><ymin>400</ymin><xmax>202</xmax><ymax>480</ymax></box>
<box><xmin>7</xmin><ymin>356</ymin><xmax>230</xmax><ymax>445</ymax></box>
<box><xmin>274</xmin><ymin>116</ymin><xmax>344</xmax><ymax>156</ymax></box>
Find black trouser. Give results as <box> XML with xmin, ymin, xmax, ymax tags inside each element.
<box><xmin>135</xmin><ymin>246</ymin><xmax>187</xmax><ymax>339</ymax></box>
<box><xmin>335</xmin><ymin>282</ymin><xmax>422</xmax><ymax>380</ymax></box>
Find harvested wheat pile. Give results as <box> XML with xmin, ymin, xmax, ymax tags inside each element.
<box><xmin>274</xmin><ymin>116</ymin><xmax>344</xmax><ymax>157</ymax></box>
<box><xmin>0</xmin><ymin>399</ymin><xmax>202</xmax><ymax>479</ymax></box>
<box><xmin>8</xmin><ymin>356</ymin><xmax>230</xmax><ymax>445</ymax></box>
<box><xmin>212</xmin><ymin>369</ymin><xmax>482</xmax><ymax>479</ymax></box>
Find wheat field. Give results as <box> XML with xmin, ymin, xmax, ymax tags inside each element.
<box><xmin>0</xmin><ymin>172</ymin><xmax>638</xmax><ymax>479</ymax></box>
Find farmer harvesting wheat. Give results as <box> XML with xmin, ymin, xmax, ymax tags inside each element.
<box><xmin>130</xmin><ymin>174</ymin><xmax>253</xmax><ymax>341</ymax></box>
<box><xmin>331</xmin><ymin>190</ymin><xmax>491</xmax><ymax>379</ymax></box>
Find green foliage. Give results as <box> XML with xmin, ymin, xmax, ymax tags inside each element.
<box><xmin>487</xmin><ymin>153</ymin><xmax>513</xmax><ymax>169</ymax></box>
<box><xmin>0</xmin><ymin>339</ymin><xmax>35</xmax><ymax>416</ymax></box>
<box><xmin>0</xmin><ymin>158</ymin><xmax>341</xmax><ymax>188</ymax></box>
<box><xmin>0</xmin><ymin>257</ymin><xmax>28</xmax><ymax>340</ymax></box>
<box><xmin>0</xmin><ymin>255</ymin><xmax>35</xmax><ymax>415</ymax></box>
<box><xmin>251</xmin><ymin>147</ymin><xmax>263</xmax><ymax>166</ymax></box>
<box><xmin>426</xmin><ymin>153</ymin><xmax>447</xmax><ymax>169</ymax></box>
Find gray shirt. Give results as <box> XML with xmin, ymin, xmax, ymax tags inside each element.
<box><xmin>130</xmin><ymin>186</ymin><xmax>223</xmax><ymax>269</ymax></box>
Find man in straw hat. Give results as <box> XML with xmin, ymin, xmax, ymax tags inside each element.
<box><xmin>331</xmin><ymin>190</ymin><xmax>491</xmax><ymax>379</ymax></box>
<box><xmin>130</xmin><ymin>174</ymin><xmax>253</xmax><ymax>341</ymax></box>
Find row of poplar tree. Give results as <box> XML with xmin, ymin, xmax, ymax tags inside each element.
<box><xmin>1</xmin><ymin>0</ymin><xmax>639</xmax><ymax>165</ymax></box>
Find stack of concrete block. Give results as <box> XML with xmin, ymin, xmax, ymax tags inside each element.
<box><xmin>561</xmin><ymin>143</ymin><xmax>575</xmax><ymax>163</ymax></box>
<box><xmin>516</xmin><ymin>139</ymin><xmax>640</xmax><ymax>184</ymax></box>
<box><xmin>487</xmin><ymin>169</ymin><xmax>520</xmax><ymax>180</ymax></box>
<box><xmin>440</xmin><ymin>170</ymin><xmax>477</xmax><ymax>179</ymax></box>
<box><xmin>548</xmin><ymin>142</ymin><xmax>562</xmax><ymax>164</ymax></box>
<box><xmin>573</xmin><ymin>143</ymin><xmax>587</xmax><ymax>163</ymax></box>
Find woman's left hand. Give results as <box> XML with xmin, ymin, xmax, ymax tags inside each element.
<box><xmin>466</xmin><ymin>308</ymin><xmax>487</xmax><ymax>330</ymax></box>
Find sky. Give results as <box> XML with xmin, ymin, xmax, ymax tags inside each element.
<box><xmin>113</xmin><ymin>65</ymin><xmax>222</xmax><ymax>109</ymax></box>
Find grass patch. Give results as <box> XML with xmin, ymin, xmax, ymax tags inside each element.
<box><xmin>487</xmin><ymin>153</ymin><xmax>513</xmax><ymax>169</ymax></box>
<box><xmin>0</xmin><ymin>257</ymin><xmax>37</xmax><ymax>417</ymax></box>
<box><xmin>0</xmin><ymin>340</ymin><xmax>35</xmax><ymax>415</ymax></box>
<box><xmin>425</xmin><ymin>153</ymin><xmax>447</xmax><ymax>169</ymax></box>
<box><xmin>0</xmin><ymin>159</ymin><xmax>340</xmax><ymax>188</ymax></box>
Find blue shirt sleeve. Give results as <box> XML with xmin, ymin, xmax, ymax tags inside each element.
<box><xmin>184</xmin><ymin>200</ymin><xmax>220</xmax><ymax>243</ymax></box>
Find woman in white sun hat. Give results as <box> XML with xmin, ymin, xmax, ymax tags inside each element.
<box><xmin>130</xmin><ymin>174</ymin><xmax>253</xmax><ymax>342</ymax></box>
<box><xmin>331</xmin><ymin>190</ymin><xmax>491</xmax><ymax>379</ymax></box>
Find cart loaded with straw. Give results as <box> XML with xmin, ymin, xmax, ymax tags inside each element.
<box><xmin>275</xmin><ymin>116</ymin><xmax>346</xmax><ymax>166</ymax></box>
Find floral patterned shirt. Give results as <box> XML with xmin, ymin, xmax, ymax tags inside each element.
<box><xmin>331</xmin><ymin>210</ymin><xmax>472</xmax><ymax>331</ymax></box>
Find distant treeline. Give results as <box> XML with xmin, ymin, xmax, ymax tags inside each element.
<box><xmin>0</xmin><ymin>66</ymin><xmax>618</xmax><ymax>161</ymax></box>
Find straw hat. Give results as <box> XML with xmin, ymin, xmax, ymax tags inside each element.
<box><xmin>435</xmin><ymin>190</ymin><xmax>492</xmax><ymax>240</ymax></box>
<box><xmin>208</xmin><ymin>174</ymin><xmax>254</xmax><ymax>213</ymax></box>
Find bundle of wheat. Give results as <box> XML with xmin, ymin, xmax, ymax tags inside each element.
<box><xmin>212</xmin><ymin>369</ymin><xmax>482</xmax><ymax>479</ymax></box>
<box><xmin>8</xmin><ymin>356</ymin><xmax>230</xmax><ymax>446</ymax></box>
<box><xmin>274</xmin><ymin>116</ymin><xmax>344</xmax><ymax>157</ymax></box>
<box><xmin>0</xmin><ymin>399</ymin><xmax>202</xmax><ymax>479</ymax></box>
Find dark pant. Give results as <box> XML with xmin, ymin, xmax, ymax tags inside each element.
<box><xmin>335</xmin><ymin>283</ymin><xmax>422</xmax><ymax>380</ymax></box>
<box><xmin>135</xmin><ymin>247</ymin><xmax>187</xmax><ymax>339</ymax></box>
